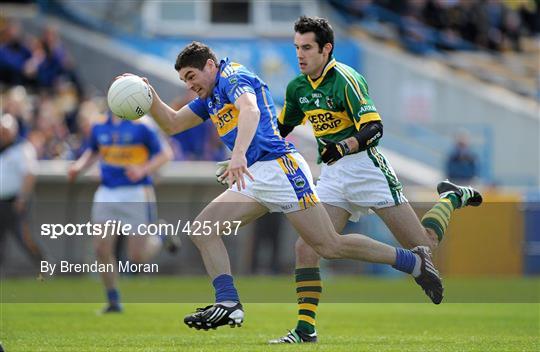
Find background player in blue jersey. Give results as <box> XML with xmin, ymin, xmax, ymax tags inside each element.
<box><xmin>68</xmin><ymin>112</ymin><xmax>173</xmax><ymax>313</ymax></box>
<box><xmin>142</xmin><ymin>41</ymin><xmax>445</xmax><ymax>331</ymax></box>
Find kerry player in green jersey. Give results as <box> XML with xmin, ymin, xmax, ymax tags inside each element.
<box><xmin>269</xmin><ymin>17</ymin><xmax>483</xmax><ymax>344</ymax></box>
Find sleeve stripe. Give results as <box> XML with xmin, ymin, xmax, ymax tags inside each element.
<box><xmin>343</xmin><ymin>74</ymin><xmax>363</xmax><ymax>130</ymax></box>
<box><xmin>233</xmin><ymin>86</ymin><xmax>254</xmax><ymax>100</ymax></box>
<box><xmin>344</xmin><ymin>87</ymin><xmax>354</xmax><ymax>117</ymax></box>
<box><xmin>335</xmin><ymin>64</ymin><xmax>367</xmax><ymax>104</ymax></box>
<box><xmin>221</xmin><ymin>65</ymin><xmax>235</xmax><ymax>78</ymax></box>
<box><xmin>278</xmin><ymin>101</ymin><xmax>287</xmax><ymax>124</ymax></box>
<box><xmin>344</xmin><ymin>65</ymin><xmax>367</xmax><ymax>97</ymax></box>
<box><xmin>261</xmin><ymin>88</ymin><xmax>280</xmax><ymax>136</ymax></box>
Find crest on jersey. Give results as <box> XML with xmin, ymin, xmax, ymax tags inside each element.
<box><xmin>326</xmin><ymin>96</ymin><xmax>335</xmax><ymax>110</ymax></box>
<box><xmin>122</xmin><ymin>133</ymin><xmax>134</xmax><ymax>143</ymax></box>
<box><xmin>293</xmin><ymin>176</ymin><xmax>306</xmax><ymax>189</ymax></box>
<box><xmin>98</xmin><ymin>134</ymin><xmax>109</xmax><ymax>144</ymax></box>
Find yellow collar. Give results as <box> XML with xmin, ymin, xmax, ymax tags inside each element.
<box><xmin>306</xmin><ymin>58</ymin><xmax>336</xmax><ymax>89</ymax></box>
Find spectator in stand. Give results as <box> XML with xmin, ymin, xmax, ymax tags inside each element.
<box><xmin>375</xmin><ymin>0</ymin><xmax>408</xmax><ymax>15</ymax></box>
<box><xmin>446</xmin><ymin>0</ymin><xmax>480</xmax><ymax>46</ymax></box>
<box><xmin>399</xmin><ymin>0</ymin><xmax>436</xmax><ymax>55</ymax></box>
<box><xmin>2</xmin><ymin>86</ymin><xmax>32</xmax><ymax>138</ymax></box>
<box><xmin>54</xmin><ymin>79</ymin><xmax>80</xmax><ymax>133</ymax></box>
<box><xmin>33</xmin><ymin>95</ymin><xmax>72</xmax><ymax>159</ymax></box>
<box><xmin>0</xmin><ymin>113</ymin><xmax>45</xmax><ymax>271</ymax></box>
<box><xmin>328</xmin><ymin>0</ymin><xmax>380</xmax><ymax>22</ymax></box>
<box><xmin>473</xmin><ymin>0</ymin><xmax>521</xmax><ymax>51</ymax></box>
<box><xmin>515</xmin><ymin>0</ymin><xmax>540</xmax><ymax>35</ymax></box>
<box><xmin>446</xmin><ymin>132</ymin><xmax>479</xmax><ymax>184</ymax></box>
<box><xmin>69</xmin><ymin>98</ymin><xmax>104</xmax><ymax>159</ymax></box>
<box><xmin>422</xmin><ymin>0</ymin><xmax>473</xmax><ymax>50</ymax></box>
<box><xmin>0</xmin><ymin>19</ymin><xmax>32</xmax><ymax>86</ymax></box>
<box><xmin>24</xmin><ymin>24</ymin><xmax>83</xmax><ymax>94</ymax></box>
<box><xmin>37</xmin><ymin>25</ymin><xmax>67</xmax><ymax>88</ymax></box>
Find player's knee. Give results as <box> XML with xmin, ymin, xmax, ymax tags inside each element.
<box><xmin>308</xmin><ymin>232</ymin><xmax>342</xmax><ymax>259</ymax></box>
<box><xmin>188</xmin><ymin>230</ymin><xmax>219</xmax><ymax>250</ymax></box>
<box><xmin>310</xmin><ymin>241</ymin><xmax>341</xmax><ymax>260</ymax></box>
<box><xmin>317</xmin><ymin>247</ymin><xmax>340</xmax><ymax>260</ymax></box>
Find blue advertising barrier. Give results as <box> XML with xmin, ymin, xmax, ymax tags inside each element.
<box><xmin>117</xmin><ymin>35</ymin><xmax>361</xmax><ymax>105</ymax></box>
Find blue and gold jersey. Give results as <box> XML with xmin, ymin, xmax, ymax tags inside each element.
<box><xmin>89</xmin><ymin>115</ymin><xmax>161</xmax><ymax>188</ymax></box>
<box><xmin>188</xmin><ymin>58</ymin><xmax>295</xmax><ymax>166</ymax></box>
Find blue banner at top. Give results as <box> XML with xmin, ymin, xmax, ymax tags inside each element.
<box><xmin>117</xmin><ymin>35</ymin><xmax>362</xmax><ymax>105</ymax></box>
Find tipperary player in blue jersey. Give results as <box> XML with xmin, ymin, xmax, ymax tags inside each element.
<box><xmin>68</xmin><ymin>112</ymin><xmax>173</xmax><ymax>313</ymax></box>
<box><xmin>143</xmin><ymin>41</ymin><xmax>444</xmax><ymax>331</ymax></box>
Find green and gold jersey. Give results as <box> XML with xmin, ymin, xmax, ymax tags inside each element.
<box><xmin>278</xmin><ymin>58</ymin><xmax>382</xmax><ymax>156</ymax></box>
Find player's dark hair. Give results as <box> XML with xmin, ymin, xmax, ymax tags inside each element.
<box><xmin>294</xmin><ymin>16</ymin><xmax>334</xmax><ymax>57</ymax></box>
<box><xmin>175</xmin><ymin>41</ymin><xmax>218</xmax><ymax>71</ymax></box>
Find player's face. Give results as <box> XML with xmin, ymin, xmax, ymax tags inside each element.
<box><xmin>179</xmin><ymin>61</ymin><xmax>215</xmax><ymax>99</ymax></box>
<box><xmin>294</xmin><ymin>32</ymin><xmax>331</xmax><ymax>78</ymax></box>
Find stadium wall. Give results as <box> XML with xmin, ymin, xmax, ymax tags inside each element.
<box><xmin>357</xmin><ymin>38</ymin><xmax>540</xmax><ymax>187</ymax></box>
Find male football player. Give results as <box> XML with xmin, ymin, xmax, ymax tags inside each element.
<box><xmin>268</xmin><ymin>17</ymin><xmax>482</xmax><ymax>343</ymax></box>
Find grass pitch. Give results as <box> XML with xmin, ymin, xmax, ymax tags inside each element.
<box><xmin>1</xmin><ymin>277</ymin><xmax>538</xmax><ymax>351</ymax></box>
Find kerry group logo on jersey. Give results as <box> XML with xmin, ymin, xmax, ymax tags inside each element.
<box><xmin>305</xmin><ymin>109</ymin><xmax>354</xmax><ymax>137</ymax></box>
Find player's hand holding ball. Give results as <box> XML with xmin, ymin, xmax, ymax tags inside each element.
<box><xmin>107</xmin><ymin>74</ymin><xmax>153</xmax><ymax>120</ymax></box>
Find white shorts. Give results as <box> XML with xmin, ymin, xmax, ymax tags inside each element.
<box><xmin>91</xmin><ymin>185</ymin><xmax>157</xmax><ymax>227</ymax></box>
<box><xmin>316</xmin><ymin>147</ymin><xmax>407</xmax><ymax>222</ymax></box>
<box><xmin>230</xmin><ymin>152</ymin><xmax>319</xmax><ymax>213</ymax></box>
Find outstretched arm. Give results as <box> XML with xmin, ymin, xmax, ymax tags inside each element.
<box><xmin>147</xmin><ymin>85</ymin><xmax>203</xmax><ymax>135</ymax></box>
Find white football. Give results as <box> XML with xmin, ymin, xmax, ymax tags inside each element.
<box><xmin>107</xmin><ymin>75</ymin><xmax>153</xmax><ymax>120</ymax></box>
